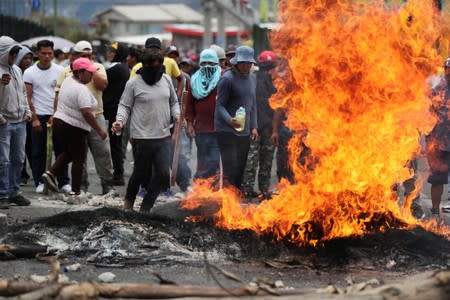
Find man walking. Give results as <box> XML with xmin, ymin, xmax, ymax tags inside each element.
<box><xmin>0</xmin><ymin>36</ymin><xmax>32</xmax><ymax>208</ymax></box>
<box><xmin>23</xmin><ymin>39</ymin><xmax>70</xmax><ymax>193</ymax></box>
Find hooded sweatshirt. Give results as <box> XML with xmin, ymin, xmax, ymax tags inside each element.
<box><xmin>14</xmin><ymin>46</ymin><xmax>32</xmax><ymax>69</ymax></box>
<box><xmin>0</xmin><ymin>36</ymin><xmax>31</xmax><ymax>124</ymax></box>
<box><xmin>103</xmin><ymin>42</ymin><xmax>130</xmax><ymax>119</ymax></box>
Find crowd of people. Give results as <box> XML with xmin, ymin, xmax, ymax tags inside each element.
<box><xmin>0</xmin><ymin>34</ymin><xmax>449</xmax><ymax>222</ymax></box>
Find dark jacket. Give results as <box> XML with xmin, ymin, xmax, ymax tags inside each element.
<box><xmin>256</xmin><ymin>63</ymin><xmax>277</xmax><ymax>130</ymax></box>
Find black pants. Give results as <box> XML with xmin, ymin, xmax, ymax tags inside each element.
<box><xmin>106</xmin><ymin>118</ymin><xmax>123</xmax><ymax>176</ymax></box>
<box><xmin>216</xmin><ymin>132</ymin><xmax>250</xmax><ymax>191</ymax></box>
<box><xmin>126</xmin><ymin>137</ymin><xmax>171</xmax><ymax>210</ymax></box>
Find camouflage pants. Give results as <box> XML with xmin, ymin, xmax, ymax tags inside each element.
<box><xmin>243</xmin><ymin>130</ymin><xmax>275</xmax><ymax>193</ymax></box>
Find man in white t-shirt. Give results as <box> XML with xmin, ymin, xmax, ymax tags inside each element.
<box><xmin>23</xmin><ymin>39</ymin><xmax>70</xmax><ymax>193</ymax></box>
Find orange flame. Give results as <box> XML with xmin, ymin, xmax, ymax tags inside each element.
<box><xmin>182</xmin><ymin>0</ymin><xmax>450</xmax><ymax>245</ymax></box>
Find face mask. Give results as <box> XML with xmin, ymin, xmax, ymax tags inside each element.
<box><xmin>140</xmin><ymin>65</ymin><xmax>163</xmax><ymax>85</ymax></box>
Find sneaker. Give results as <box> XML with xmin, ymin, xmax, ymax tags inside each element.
<box><xmin>163</xmin><ymin>188</ymin><xmax>173</xmax><ymax>197</ymax></box>
<box><xmin>442</xmin><ymin>200</ymin><xmax>450</xmax><ymax>213</ymax></box>
<box><xmin>0</xmin><ymin>200</ymin><xmax>9</xmax><ymax>209</ymax></box>
<box><xmin>41</xmin><ymin>172</ymin><xmax>58</xmax><ymax>192</ymax></box>
<box><xmin>35</xmin><ymin>183</ymin><xmax>45</xmax><ymax>194</ymax></box>
<box><xmin>138</xmin><ymin>187</ymin><xmax>147</xmax><ymax>198</ymax></box>
<box><xmin>60</xmin><ymin>184</ymin><xmax>72</xmax><ymax>193</ymax></box>
<box><xmin>9</xmin><ymin>194</ymin><xmax>30</xmax><ymax>206</ymax></box>
<box><xmin>20</xmin><ymin>177</ymin><xmax>28</xmax><ymax>186</ymax></box>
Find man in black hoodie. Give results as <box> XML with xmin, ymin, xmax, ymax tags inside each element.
<box><xmin>103</xmin><ymin>42</ymin><xmax>130</xmax><ymax>186</ymax></box>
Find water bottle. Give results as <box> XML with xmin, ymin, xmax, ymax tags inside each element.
<box><xmin>234</xmin><ymin>106</ymin><xmax>246</xmax><ymax>132</ymax></box>
<box><xmin>63</xmin><ymin>263</ymin><xmax>81</xmax><ymax>272</ymax></box>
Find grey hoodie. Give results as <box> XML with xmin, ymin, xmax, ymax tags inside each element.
<box><xmin>0</xmin><ymin>36</ymin><xmax>31</xmax><ymax>124</ymax></box>
<box><xmin>14</xmin><ymin>46</ymin><xmax>32</xmax><ymax>69</ymax></box>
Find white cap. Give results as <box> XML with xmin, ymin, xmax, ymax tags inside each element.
<box><xmin>73</xmin><ymin>40</ymin><xmax>92</xmax><ymax>54</ymax></box>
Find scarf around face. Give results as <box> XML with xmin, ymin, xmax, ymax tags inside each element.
<box><xmin>139</xmin><ymin>65</ymin><xmax>164</xmax><ymax>85</ymax></box>
<box><xmin>191</xmin><ymin>65</ymin><xmax>221</xmax><ymax>100</ymax></box>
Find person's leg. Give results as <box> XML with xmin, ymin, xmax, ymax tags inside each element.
<box><xmin>426</xmin><ymin>144</ymin><xmax>449</xmax><ymax>215</ymax></box>
<box><xmin>216</xmin><ymin>132</ymin><xmax>240</xmax><ymax>188</ymax></box>
<box><xmin>20</xmin><ymin>122</ymin><xmax>32</xmax><ymax>183</ymax></box>
<box><xmin>276</xmin><ymin>126</ymin><xmax>293</xmax><ymax>183</ymax></box>
<box><xmin>0</xmin><ymin>125</ymin><xmax>11</xmax><ymax>208</ymax></box>
<box><xmin>194</xmin><ymin>133</ymin><xmax>220</xmax><ymax>179</ymax></box>
<box><xmin>8</xmin><ymin>122</ymin><xmax>26</xmax><ymax>198</ymax></box>
<box><xmin>107</xmin><ymin>118</ymin><xmax>124</xmax><ymax>181</ymax></box>
<box><xmin>242</xmin><ymin>138</ymin><xmax>258</xmax><ymax>195</ymax></box>
<box><xmin>257</xmin><ymin>131</ymin><xmax>275</xmax><ymax>194</ymax></box>
<box><xmin>30</xmin><ymin>115</ymin><xmax>47</xmax><ymax>187</ymax></box>
<box><xmin>142</xmin><ymin>137</ymin><xmax>171</xmax><ymax>211</ymax></box>
<box><xmin>65</xmin><ymin>125</ymin><xmax>88</xmax><ymax>194</ymax></box>
<box><xmin>235</xmin><ymin>135</ymin><xmax>251</xmax><ymax>190</ymax></box>
<box><xmin>125</xmin><ymin>139</ymin><xmax>150</xmax><ymax>209</ymax></box>
<box><xmin>87</xmin><ymin>114</ymin><xmax>115</xmax><ymax>191</ymax></box>
<box><xmin>48</xmin><ymin>119</ymin><xmax>71</xmax><ymax>180</ymax></box>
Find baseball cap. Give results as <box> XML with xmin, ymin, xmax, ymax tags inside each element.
<box><xmin>258</xmin><ymin>50</ymin><xmax>277</xmax><ymax>63</ymax></box>
<box><xmin>72</xmin><ymin>57</ymin><xmax>97</xmax><ymax>73</ymax></box>
<box><xmin>145</xmin><ymin>37</ymin><xmax>162</xmax><ymax>49</ymax></box>
<box><xmin>73</xmin><ymin>40</ymin><xmax>92</xmax><ymax>54</ymax></box>
<box><xmin>225</xmin><ymin>45</ymin><xmax>237</xmax><ymax>56</ymax></box>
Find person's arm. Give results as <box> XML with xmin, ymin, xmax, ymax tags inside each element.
<box><xmin>25</xmin><ymin>83</ymin><xmax>42</xmax><ymax>132</ymax></box>
<box><xmin>184</xmin><ymin>86</ymin><xmax>195</xmax><ymax>138</ymax></box>
<box><xmin>81</xmin><ymin>108</ymin><xmax>107</xmax><ymax>140</ymax></box>
<box><xmin>21</xmin><ymin>80</ymin><xmax>31</xmax><ymax>122</ymax></box>
<box><xmin>216</xmin><ymin>76</ymin><xmax>239</xmax><ymax>128</ymax></box>
<box><xmin>175</xmin><ymin>74</ymin><xmax>184</xmax><ymax>99</ymax></box>
<box><xmin>271</xmin><ymin>108</ymin><xmax>283</xmax><ymax>146</ymax></box>
<box><xmin>92</xmin><ymin>64</ymin><xmax>108</xmax><ymax>91</ymax></box>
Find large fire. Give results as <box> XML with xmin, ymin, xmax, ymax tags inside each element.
<box><xmin>182</xmin><ymin>0</ymin><xmax>450</xmax><ymax>245</ymax></box>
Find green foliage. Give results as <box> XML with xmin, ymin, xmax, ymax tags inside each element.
<box><xmin>40</xmin><ymin>16</ymin><xmax>90</xmax><ymax>42</ymax></box>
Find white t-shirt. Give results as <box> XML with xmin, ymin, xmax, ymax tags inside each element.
<box><xmin>54</xmin><ymin>76</ymin><xmax>97</xmax><ymax>132</ymax></box>
<box><xmin>23</xmin><ymin>63</ymin><xmax>63</xmax><ymax>115</ymax></box>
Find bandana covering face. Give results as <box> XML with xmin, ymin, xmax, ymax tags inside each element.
<box><xmin>139</xmin><ymin>65</ymin><xmax>164</xmax><ymax>85</ymax></box>
<box><xmin>191</xmin><ymin>65</ymin><xmax>221</xmax><ymax>100</ymax></box>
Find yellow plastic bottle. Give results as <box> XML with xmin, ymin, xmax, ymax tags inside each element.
<box><xmin>235</xmin><ymin>106</ymin><xmax>246</xmax><ymax>132</ymax></box>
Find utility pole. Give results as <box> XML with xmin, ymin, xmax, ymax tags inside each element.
<box><xmin>217</xmin><ymin>6</ymin><xmax>226</xmax><ymax>48</ymax></box>
<box><xmin>53</xmin><ymin>0</ymin><xmax>57</xmax><ymax>36</ymax></box>
<box><xmin>203</xmin><ymin>0</ymin><xmax>213</xmax><ymax>49</ymax></box>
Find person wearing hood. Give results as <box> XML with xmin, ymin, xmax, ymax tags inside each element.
<box><xmin>185</xmin><ymin>49</ymin><xmax>221</xmax><ymax>180</ymax></box>
<box><xmin>103</xmin><ymin>42</ymin><xmax>130</xmax><ymax>186</ymax></box>
<box><xmin>15</xmin><ymin>46</ymin><xmax>33</xmax><ymax>187</ymax></box>
<box><xmin>112</xmin><ymin>49</ymin><xmax>180</xmax><ymax>212</ymax></box>
<box><xmin>0</xmin><ymin>36</ymin><xmax>32</xmax><ymax>209</ymax></box>
<box><xmin>215</xmin><ymin>45</ymin><xmax>258</xmax><ymax>192</ymax></box>
<box><xmin>242</xmin><ymin>50</ymin><xmax>278</xmax><ymax>200</ymax></box>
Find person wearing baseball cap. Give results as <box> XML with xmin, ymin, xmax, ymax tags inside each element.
<box><xmin>42</xmin><ymin>57</ymin><xmax>107</xmax><ymax>197</ymax></box>
<box><xmin>243</xmin><ymin>50</ymin><xmax>278</xmax><ymax>200</ymax></box>
<box><xmin>54</xmin><ymin>40</ymin><xmax>115</xmax><ymax>194</ymax></box>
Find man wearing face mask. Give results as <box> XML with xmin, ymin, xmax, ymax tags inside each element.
<box><xmin>112</xmin><ymin>49</ymin><xmax>180</xmax><ymax>212</ymax></box>
<box><xmin>185</xmin><ymin>49</ymin><xmax>222</xmax><ymax>180</ymax></box>
<box><xmin>215</xmin><ymin>45</ymin><xmax>259</xmax><ymax>192</ymax></box>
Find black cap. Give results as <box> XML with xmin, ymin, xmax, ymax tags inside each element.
<box><xmin>145</xmin><ymin>37</ymin><xmax>162</xmax><ymax>49</ymax></box>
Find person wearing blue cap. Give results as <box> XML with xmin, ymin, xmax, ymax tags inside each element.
<box><xmin>214</xmin><ymin>45</ymin><xmax>259</xmax><ymax>192</ymax></box>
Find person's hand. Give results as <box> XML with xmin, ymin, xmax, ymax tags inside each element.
<box><xmin>22</xmin><ymin>115</ymin><xmax>31</xmax><ymax>123</ymax></box>
<box><xmin>47</xmin><ymin>116</ymin><xmax>53</xmax><ymax>126</ymax></box>
<box><xmin>187</xmin><ymin>122</ymin><xmax>195</xmax><ymax>138</ymax></box>
<box><xmin>271</xmin><ymin>131</ymin><xmax>279</xmax><ymax>146</ymax></box>
<box><xmin>0</xmin><ymin>119</ymin><xmax>7</xmax><ymax>127</ymax></box>
<box><xmin>229</xmin><ymin>118</ymin><xmax>241</xmax><ymax>129</ymax></box>
<box><xmin>32</xmin><ymin>118</ymin><xmax>42</xmax><ymax>132</ymax></box>
<box><xmin>98</xmin><ymin>129</ymin><xmax>108</xmax><ymax>140</ymax></box>
<box><xmin>251</xmin><ymin>128</ymin><xmax>259</xmax><ymax>141</ymax></box>
<box><xmin>111</xmin><ymin>120</ymin><xmax>123</xmax><ymax>134</ymax></box>
<box><xmin>1</xmin><ymin>73</ymin><xmax>11</xmax><ymax>85</ymax></box>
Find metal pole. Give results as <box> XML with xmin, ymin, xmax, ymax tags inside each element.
<box><xmin>217</xmin><ymin>6</ymin><xmax>226</xmax><ymax>48</ymax></box>
<box><xmin>53</xmin><ymin>0</ymin><xmax>57</xmax><ymax>35</ymax></box>
<box><xmin>203</xmin><ymin>0</ymin><xmax>213</xmax><ymax>49</ymax></box>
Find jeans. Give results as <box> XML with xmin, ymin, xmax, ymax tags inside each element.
<box><xmin>216</xmin><ymin>132</ymin><xmax>250</xmax><ymax>190</ymax></box>
<box><xmin>0</xmin><ymin>122</ymin><xmax>26</xmax><ymax>200</ymax></box>
<box><xmin>31</xmin><ymin>115</ymin><xmax>69</xmax><ymax>187</ymax></box>
<box><xmin>126</xmin><ymin>137</ymin><xmax>171</xmax><ymax>210</ymax></box>
<box><xmin>82</xmin><ymin>114</ymin><xmax>113</xmax><ymax>188</ymax></box>
<box><xmin>194</xmin><ymin>133</ymin><xmax>220</xmax><ymax>179</ymax></box>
